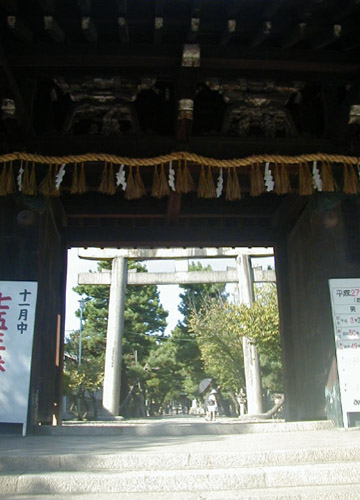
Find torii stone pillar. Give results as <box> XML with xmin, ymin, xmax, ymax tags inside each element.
<box><xmin>237</xmin><ymin>254</ymin><xmax>263</xmax><ymax>415</ymax></box>
<box><xmin>102</xmin><ymin>257</ymin><xmax>128</xmax><ymax>416</ymax></box>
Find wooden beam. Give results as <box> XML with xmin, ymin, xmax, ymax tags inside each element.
<box><xmin>326</xmin><ymin>78</ymin><xmax>360</xmax><ymax>141</ymax></box>
<box><xmin>116</xmin><ymin>0</ymin><xmax>127</xmax><ymax>16</ymax></box>
<box><xmin>66</xmin><ymin>205</ymin><xmax>275</xmax><ymax>220</ymax></box>
<box><xmin>0</xmin><ymin>44</ymin><xmax>35</xmax><ymax>136</ymax></box>
<box><xmin>5</xmin><ymin>134</ymin><xmax>347</xmax><ymax>159</ymax></box>
<box><xmin>249</xmin><ymin>21</ymin><xmax>272</xmax><ymax>49</ymax></box>
<box><xmin>190</xmin><ymin>0</ymin><xmax>201</xmax><ymax>19</ymax></box>
<box><xmin>44</xmin><ymin>16</ymin><xmax>65</xmax><ymax>43</ymax></box>
<box><xmin>118</xmin><ymin>17</ymin><xmax>129</xmax><ymax>43</ymax></box>
<box><xmin>187</xmin><ymin>17</ymin><xmax>200</xmax><ymax>43</ymax></box>
<box><xmin>264</xmin><ymin>0</ymin><xmax>287</xmax><ymax>18</ymax></box>
<box><xmin>65</xmin><ymin>199</ymin><xmax>276</xmax><ymax>219</ymax></box>
<box><xmin>222</xmin><ymin>0</ymin><xmax>239</xmax><ymax>22</ymax></box>
<box><xmin>64</xmin><ymin>223</ymin><xmax>276</xmax><ymax>248</ymax></box>
<box><xmin>0</xmin><ymin>0</ymin><xmax>18</xmax><ymax>13</ymax></box>
<box><xmin>127</xmin><ymin>103</ymin><xmax>141</xmax><ymax>134</ymax></box>
<box><xmin>271</xmin><ymin>194</ymin><xmax>308</xmax><ymax>232</ymax></box>
<box><xmin>81</xmin><ymin>17</ymin><xmax>98</xmax><ymax>43</ymax></box>
<box><xmin>0</xmin><ymin>98</ymin><xmax>18</xmax><ymax>138</ymax></box>
<box><xmin>20</xmin><ymin>77</ymin><xmax>37</xmax><ymax>124</ymax></box>
<box><xmin>344</xmin><ymin>39</ymin><xmax>360</xmax><ymax>52</ymax></box>
<box><xmin>7</xmin><ymin>16</ymin><xmax>33</xmax><ymax>43</ymax></box>
<box><xmin>6</xmin><ymin>45</ymin><xmax>360</xmax><ymax>81</ymax></box>
<box><xmin>77</xmin><ymin>0</ymin><xmax>92</xmax><ymax>15</ymax></box>
<box><xmin>221</xmin><ymin>103</ymin><xmax>239</xmax><ymax>136</ymax></box>
<box><xmin>321</xmin><ymin>83</ymin><xmax>339</xmax><ymax>136</ymax></box>
<box><xmin>154</xmin><ymin>17</ymin><xmax>164</xmax><ymax>45</ymax></box>
<box><xmin>282</xmin><ymin>23</ymin><xmax>306</xmax><ymax>49</ymax></box>
<box><xmin>312</xmin><ymin>24</ymin><xmax>342</xmax><ymax>50</ymax></box>
<box><xmin>176</xmin><ymin>97</ymin><xmax>194</xmax><ymax>141</ymax></box>
<box><xmin>167</xmin><ymin>191</ymin><xmax>181</xmax><ymax>224</ymax></box>
<box><xmin>174</xmin><ymin>67</ymin><xmax>197</xmax><ymax>141</ymax></box>
<box><xmin>220</xmin><ymin>19</ymin><xmax>236</xmax><ymax>46</ymax></box>
<box><xmin>37</xmin><ymin>0</ymin><xmax>55</xmax><ymax>14</ymax></box>
<box><xmin>331</xmin><ymin>0</ymin><xmax>360</xmax><ymax>23</ymax></box>
<box><xmin>155</xmin><ymin>0</ymin><xmax>163</xmax><ymax>17</ymax></box>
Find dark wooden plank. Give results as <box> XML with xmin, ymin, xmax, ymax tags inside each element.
<box><xmin>154</xmin><ymin>16</ymin><xmax>164</xmax><ymax>45</ymax></box>
<box><xmin>4</xmin><ymin>135</ymin><xmax>351</xmax><ymax>158</ymax></box>
<box><xmin>0</xmin><ymin>0</ymin><xmax>18</xmax><ymax>13</ymax></box>
<box><xmin>7</xmin><ymin>16</ymin><xmax>33</xmax><ymax>43</ymax></box>
<box><xmin>118</xmin><ymin>17</ymin><xmax>130</xmax><ymax>43</ymax></box>
<box><xmin>0</xmin><ymin>44</ymin><xmax>35</xmax><ymax>136</ymax></box>
<box><xmin>77</xmin><ymin>0</ymin><xmax>92</xmax><ymax>15</ymax></box>
<box><xmin>64</xmin><ymin>222</ymin><xmax>276</xmax><ymax>247</ymax></box>
<box><xmin>81</xmin><ymin>17</ymin><xmax>98</xmax><ymax>43</ymax></box>
<box><xmin>7</xmin><ymin>45</ymin><xmax>360</xmax><ymax>81</ymax></box>
<box><xmin>167</xmin><ymin>191</ymin><xmax>182</xmax><ymax>224</ymax></box>
<box><xmin>249</xmin><ymin>21</ymin><xmax>272</xmax><ymax>49</ymax></box>
<box><xmin>37</xmin><ymin>0</ymin><xmax>55</xmax><ymax>13</ymax></box>
<box><xmin>219</xmin><ymin>19</ymin><xmax>236</xmax><ymax>46</ymax></box>
<box><xmin>44</xmin><ymin>16</ymin><xmax>65</xmax><ymax>43</ymax></box>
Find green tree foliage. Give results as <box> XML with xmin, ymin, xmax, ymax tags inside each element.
<box><xmin>173</xmin><ymin>262</ymin><xmax>227</xmax><ymax>393</ymax></box>
<box><xmin>65</xmin><ymin>258</ymin><xmax>281</xmax><ymax>419</ymax></box>
<box><xmin>177</xmin><ymin>262</ymin><xmax>228</xmax><ymax>328</ymax></box>
<box><xmin>188</xmin><ymin>283</ymin><xmax>282</xmax><ymax>398</ymax></box>
<box><xmin>63</xmin><ymin>351</ymin><xmax>104</xmax><ymax>420</ymax></box>
<box><xmin>145</xmin><ymin>339</ymin><xmax>184</xmax><ymax>412</ymax></box>
<box><xmin>188</xmin><ymin>298</ymin><xmax>245</xmax><ymax>394</ymax></box>
<box><xmin>243</xmin><ymin>284</ymin><xmax>282</xmax><ymax>391</ymax></box>
<box><xmin>131</xmin><ymin>261</ymin><xmax>228</xmax><ymax>409</ymax></box>
<box><xmin>64</xmin><ymin>260</ymin><xmax>168</xmax><ymax>417</ymax></box>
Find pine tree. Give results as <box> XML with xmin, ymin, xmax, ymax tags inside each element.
<box><xmin>64</xmin><ymin>260</ymin><xmax>168</xmax><ymax>418</ymax></box>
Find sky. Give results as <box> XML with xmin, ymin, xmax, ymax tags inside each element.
<box><xmin>64</xmin><ymin>248</ymin><xmax>237</xmax><ymax>336</ymax></box>
<box><xmin>64</xmin><ymin>248</ymin><xmax>273</xmax><ymax>336</ymax></box>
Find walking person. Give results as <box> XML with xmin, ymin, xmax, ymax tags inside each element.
<box><xmin>206</xmin><ymin>389</ymin><xmax>218</xmax><ymax>421</ymax></box>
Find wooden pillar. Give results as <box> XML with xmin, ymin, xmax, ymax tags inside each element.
<box><xmin>274</xmin><ymin>238</ymin><xmax>298</xmax><ymax>421</ymax></box>
<box><xmin>0</xmin><ymin>198</ymin><xmax>67</xmax><ymax>428</ymax></box>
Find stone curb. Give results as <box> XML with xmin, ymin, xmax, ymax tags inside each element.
<box><xmin>1</xmin><ymin>447</ymin><xmax>360</xmax><ymax>473</ymax></box>
<box><xmin>1</xmin><ymin>462</ymin><xmax>360</xmax><ymax>496</ymax></box>
<box><xmin>33</xmin><ymin>420</ymin><xmax>334</xmax><ymax>437</ymax></box>
<box><xmin>6</xmin><ymin>486</ymin><xmax>360</xmax><ymax>500</ymax></box>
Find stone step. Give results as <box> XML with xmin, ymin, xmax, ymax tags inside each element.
<box><xmin>6</xmin><ymin>484</ymin><xmax>360</xmax><ymax>500</ymax></box>
<box><xmin>34</xmin><ymin>419</ymin><xmax>334</xmax><ymax>437</ymax></box>
<box><xmin>2</xmin><ymin>446</ymin><xmax>360</xmax><ymax>473</ymax></box>
<box><xmin>1</xmin><ymin>462</ymin><xmax>360</xmax><ymax>496</ymax></box>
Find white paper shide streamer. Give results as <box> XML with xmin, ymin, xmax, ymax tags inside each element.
<box><xmin>17</xmin><ymin>160</ymin><xmax>24</xmax><ymax>192</ymax></box>
<box><xmin>216</xmin><ymin>168</ymin><xmax>223</xmax><ymax>197</ymax></box>
<box><xmin>312</xmin><ymin>160</ymin><xmax>322</xmax><ymax>191</ymax></box>
<box><xmin>168</xmin><ymin>161</ymin><xmax>175</xmax><ymax>191</ymax></box>
<box><xmin>55</xmin><ymin>164</ymin><xmax>66</xmax><ymax>190</ymax></box>
<box><xmin>116</xmin><ymin>164</ymin><xmax>127</xmax><ymax>191</ymax></box>
<box><xmin>264</xmin><ymin>162</ymin><xmax>275</xmax><ymax>192</ymax></box>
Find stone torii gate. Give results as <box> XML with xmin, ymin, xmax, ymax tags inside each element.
<box><xmin>77</xmin><ymin>247</ymin><xmax>275</xmax><ymax>416</ymax></box>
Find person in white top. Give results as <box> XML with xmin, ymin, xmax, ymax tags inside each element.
<box><xmin>206</xmin><ymin>389</ymin><xmax>218</xmax><ymax>421</ymax></box>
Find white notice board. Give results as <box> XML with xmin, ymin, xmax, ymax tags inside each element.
<box><xmin>0</xmin><ymin>281</ymin><xmax>38</xmax><ymax>435</ymax></box>
<box><xmin>329</xmin><ymin>279</ymin><xmax>360</xmax><ymax>427</ymax></box>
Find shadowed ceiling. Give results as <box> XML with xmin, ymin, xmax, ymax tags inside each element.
<box><xmin>1</xmin><ymin>0</ymin><xmax>359</xmax><ymax>246</ymax></box>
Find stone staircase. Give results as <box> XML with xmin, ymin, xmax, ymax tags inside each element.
<box><xmin>1</xmin><ymin>419</ymin><xmax>360</xmax><ymax>499</ymax></box>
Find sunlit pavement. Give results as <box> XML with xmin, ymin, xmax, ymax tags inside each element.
<box><xmin>0</xmin><ymin>416</ymin><xmax>359</xmax><ymax>458</ymax></box>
